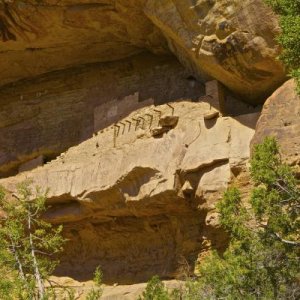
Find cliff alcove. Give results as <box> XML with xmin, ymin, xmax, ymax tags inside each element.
<box><xmin>1</xmin><ymin>0</ymin><xmax>298</xmax><ymax>295</ymax></box>
<box><xmin>0</xmin><ymin>99</ymin><xmax>259</xmax><ymax>283</ymax></box>
<box><xmin>0</xmin><ymin>52</ymin><xmax>204</xmax><ymax>177</ymax></box>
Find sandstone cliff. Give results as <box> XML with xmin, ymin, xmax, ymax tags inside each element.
<box><xmin>0</xmin><ymin>53</ymin><xmax>204</xmax><ymax>177</ymax></box>
<box><xmin>1</xmin><ymin>1</ymin><xmax>299</xmax><ymax>299</ymax></box>
<box><xmin>0</xmin><ymin>99</ymin><xmax>259</xmax><ymax>283</ymax></box>
<box><xmin>252</xmin><ymin>79</ymin><xmax>300</xmax><ymax>167</ymax></box>
<box><xmin>0</xmin><ymin>0</ymin><xmax>285</xmax><ymax>101</ymax></box>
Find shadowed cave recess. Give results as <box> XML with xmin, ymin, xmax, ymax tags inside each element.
<box><xmin>0</xmin><ymin>0</ymin><xmax>281</xmax><ymax>286</ymax></box>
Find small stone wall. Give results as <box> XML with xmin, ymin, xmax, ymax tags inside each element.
<box><xmin>94</xmin><ymin>93</ymin><xmax>154</xmax><ymax>132</ymax></box>
<box><xmin>93</xmin><ymin>79</ymin><xmax>226</xmax><ymax>135</ymax></box>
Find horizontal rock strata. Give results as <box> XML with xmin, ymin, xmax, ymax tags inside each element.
<box><xmin>0</xmin><ymin>101</ymin><xmax>259</xmax><ymax>283</ymax></box>
<box><xmin>0</xmin><ymin>0</ymin><xmax>285</xmax><ymax>102</ymax></box>
<box><xmin>0</xmin><ymin>53</ymin><xmax>204</xmax><ymax>178</ymax></box>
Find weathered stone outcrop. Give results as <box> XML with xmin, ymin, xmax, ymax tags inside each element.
<box><xmin>0</xmin><ymin>53</ymin><xmax>204</xmax><ymax>178</ymax></box>
<box><xmin>0</xmin><ymin>0</ymin><xmax>169</xmax><ymax>86</ymax></box>
<box><xmin>0</xmin><ymin>0</ymin><xmax>293</xmax><ymax>295</ymax></box>
<box><xmin>144</xmin><ymin>0</ymin><xmax>285</xmax><ymax>102</ymax></box>
<box><xmin>0</xmin><ymin>0</ymin><xmax>285</xmax><ymax>102</ymax></box>
<box><xmin>49</xmin><ymin>277</ymin><xmax>182</xmax><ymax>300</ymax></box>
<box><xmin>0</xmin><ymin>101</ymin><xmax>259</xmax><ymax>284</ymax></box>
<box><xmin>251</xmin><ymin>79</ymin><xmax>300</xmax><ymax>166</ymax></box>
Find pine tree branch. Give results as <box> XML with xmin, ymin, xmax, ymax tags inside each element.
<box><xmin>28</xmin><ymin>212</ymin><xmax>45</xmax><ymax>299</ymax></box>
<box><xmin>34</xmin><ymin>250</ymin><xmax>52</xmax><ymax>256</ymax></box>
<box><xmin>274</xmin><ymin>233</ymin><xmax>300</xmax><ymax>246</ymax></box>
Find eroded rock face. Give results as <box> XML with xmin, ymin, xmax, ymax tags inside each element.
<box><xmin>0</xmin><ymin>101</ymin><xmax>259</xmax><ymax>283</ymax></box>
<box><xmin>0</xmin><ymin>53</ymin><xmax>204</xmax><ymax>177</ymax></box>
<box><xmin>0</xmin><ymin>0</ymin><xmax>286</xmax><ymax>291</ymax></box>
<box><xmin>0</xmin><ymin>0</ymin><xmax>285</xmax><ymax>102</ymax></box>
<box><xmin>49</xmin><ymin>277</ymin><xmax>182</xmax><ymax>300</ymax></box>
<box><xmin>145</xmin><ymin>0</ymin><xmax>286</xmax><ymax>102</ymax></box>
<box><xmin>0</xmin><ymin>0</ymin><xmax>169</xmax><ymax>85</ymax></box>
<box><xmin>251</xmin><ymin>79</ymin><xmax>300</xmax><ymax>166</ymax></box>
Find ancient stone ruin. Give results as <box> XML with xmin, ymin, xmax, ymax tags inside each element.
<box><xmin>0</xmin><ymin>1</ymin><xmax>299</xmax><ymax>298</ymax></box>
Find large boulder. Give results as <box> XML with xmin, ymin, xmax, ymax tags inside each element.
<box><xmin>144</xmin><ymin>0</ymin><xmax>285</xmax><ymax>103</ymax></box>
<box><xmin>251</xmin><ymin>79</ymin><xmax>300</xmax><ymax>166</ymax></box>
<box><xmin>0</xmin><ymin>0</ymin><xmax>285</xmax><ymax>102</ymax></box>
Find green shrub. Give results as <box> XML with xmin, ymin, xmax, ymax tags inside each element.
<box><xmin>86</xmin><ymin>266</ymin><xmax>103</xmax><ymax>300</ymax></box>
<box><xmin>0</xmin><ymin>181</ymin><xmax>66</xmax><ymax>299</ymax></box>
<box><xmin>265</xmin><ymin>0</ymin><xmax>300</xmax><ymax>93</ymax></box>
<box><xmin>185</xmin><ymin>137</ymin><xmax>300</xmax><ymax>299</ymax></box>
<box><xmin>138</xmin><ymin>276</ymin><xmax>170</xmax><ymax>300</ymax></box>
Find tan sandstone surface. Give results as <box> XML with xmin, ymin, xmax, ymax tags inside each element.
<box><xmin>47</xmin><ymin>276</ymin><xmax>182</xmax><ymax>300</ymax></box>
<box><xmin>0</xmin><ymin>100</ymin><xmax>259</xmax><ymax>284</ymax></box>
<box><xmin>251</xmin><ymin>79</ymin><xmax>300</xmax><ymax>167</ymax></box>
<box><xmin>0</xmin><ymin>0</ymin><xmax>296</xmax><ymax>298</ymax></box>
<box><xmin>0</xmin><ymin>53</ymin><xmax>205</xmax><ymax>178</ymax></box>
<box><xmin>0</xmin><ymin>0</ymin><xmax>285</xmax><ymax>101</ymax></box>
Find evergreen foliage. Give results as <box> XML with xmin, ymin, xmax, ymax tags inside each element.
<box><xmin>191</xmin><ymin>137</ymin><xmax>300</xmax><ymax>299</ymax></box>
<box><xmin>0</xmin><ymin>181</ymin><xmax>104</xmax><ymax>299</ymax></box>
<box><xmin>143</xmin><ymin>137</ymin><xmax>299</xmax><ymax>299</ymax></box>
<box><xmin>0</xmin><ymin>181</ymin><xmax>66</xmax><ymax>299</ymax></box>
<box><xmin>265</xmin><ymin>0</ymin><xmax>300</xmax><ymax>92</ymax></box>
<box><xmin>138</xmin><ymin>276</ymin><xmax>170</xmax><ymax>300</ymax></box>
<box><xmin>86</xmin><ymin>266</ymin><xmax>103</xmax><ymax>300</ymax></box>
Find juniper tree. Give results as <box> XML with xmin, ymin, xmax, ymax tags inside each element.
<box><xmin>0</xmin><ymin>181</ymin><xmax>66</xmax><ymax>299</ymax></box>
<box><xmin>265</xmin><ymin>0</ymin><xmax>300</xmax><ymax>92</ymax></box>
<box><xmin>186</xmin><ymin>137</ymin><xmax>300</xmax><ymax>299</ymax></box>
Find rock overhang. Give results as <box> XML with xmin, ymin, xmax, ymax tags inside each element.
<box><xmin>0</xmin><ymin>100</ymin><xmax>260</xmax><ymax>282</ymax></box>
<box><xmin>0</xmin><ymin>0</ymin><xmax>286</xmax><ymax>103</ymax></box>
